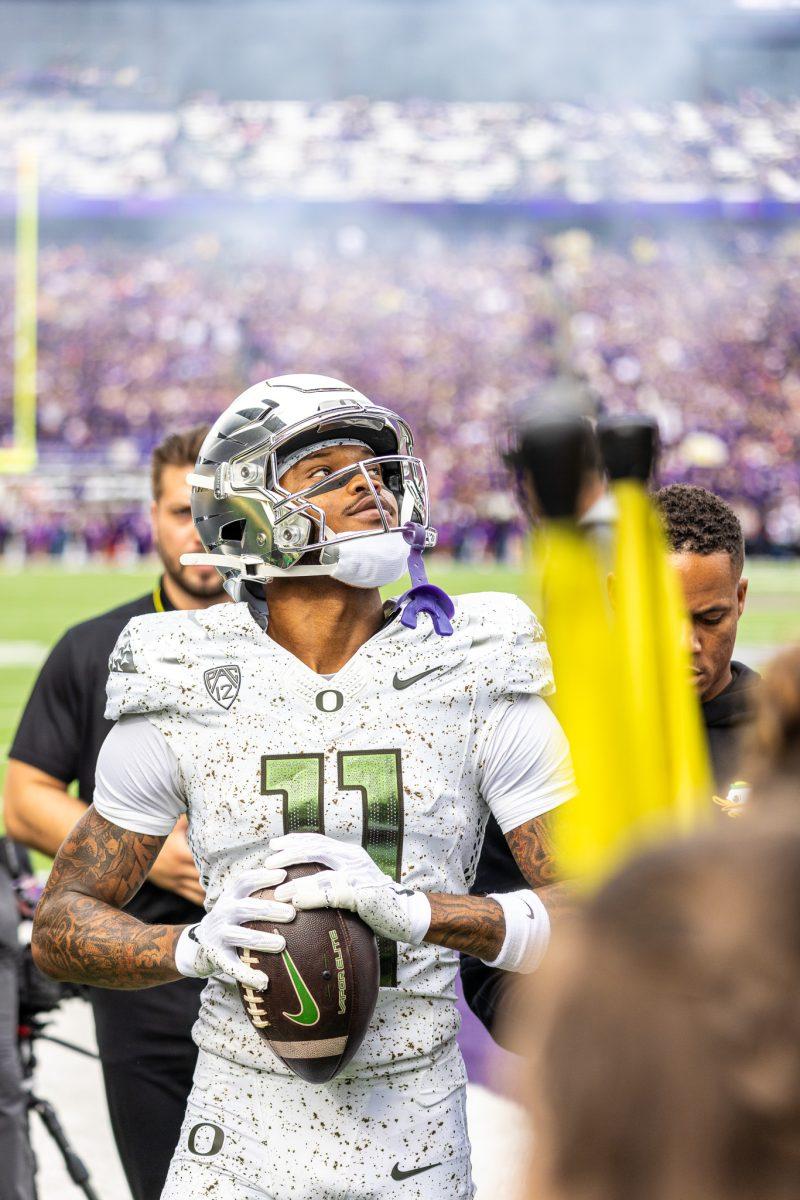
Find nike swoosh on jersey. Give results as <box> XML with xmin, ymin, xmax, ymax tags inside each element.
<box><xmin>392</xmin><ymin>666</ymin><xmax>440</xmax><ymax>690</ymax></box>
<box><xmin>281</xmin><ymin>949</ymin><xmax>320</xmax><ymax>1027</ymax></box>
<box><xmin>390</xmin><ymin>1161</ymin><xmax>442</xmax><ymax>1181</ymax></box>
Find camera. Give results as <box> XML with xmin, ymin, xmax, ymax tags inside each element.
<box><xmin>17</xmin><ymin>942</ymin><xmax>84</xmax><ymax>1026</ymax></box>
<box><xmin>2</xmin><ymin>838</ymin><xmax>86</xmax><ymax>1026</ymax></box>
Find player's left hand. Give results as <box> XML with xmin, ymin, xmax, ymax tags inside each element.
<box><xmin>267</xmin><ymin>833</ymin><xmax>431</xmax><ymax>946</ymax></box>
<box><xmin>149</xmin><ymin>816</ymin><xmax>205</xmax><ymax>905</ymax></box>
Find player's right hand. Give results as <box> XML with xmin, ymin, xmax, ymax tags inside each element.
<box><xmin>174</xmin><ymin>868</ymin><xmax>294</xmax><ymax>991</ymax></box>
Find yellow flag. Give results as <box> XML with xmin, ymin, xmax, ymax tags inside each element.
<box><xmin>541</xmin><ymin>481</ymin><xmax>710</xmax><ymax>888</ymax></box>
<box><xmin>535</xmin><ymin>521</ymin><xmax>629</xmax><ymax>886</ymax></box>
<box><xmin>611</xmin><ymin>480</ymin><xmax>710</xmax><ymax>840</ymax></box>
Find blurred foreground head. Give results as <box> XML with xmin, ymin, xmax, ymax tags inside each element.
<box><xmin>520</xmin><ymin>817</ymin><xmax>800</xmax><ymax>1200</ymax></box>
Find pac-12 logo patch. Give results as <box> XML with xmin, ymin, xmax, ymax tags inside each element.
<box><xmin>204</xmin><ymin>665</ymin><xmax>241</xmax><ymax>710</ymax></box>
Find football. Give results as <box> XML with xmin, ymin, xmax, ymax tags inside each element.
<box><xmin>237</xmin><ymin>862</ymin><xmax>380</xmax><ymax>1082</ymax></box>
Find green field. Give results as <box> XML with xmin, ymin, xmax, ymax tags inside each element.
<box><xmin>2</xmin><ymin>558</ymin><xmax>800</xmax><ymax>814</ymax></box>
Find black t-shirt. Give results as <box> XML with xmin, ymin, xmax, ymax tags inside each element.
<box><xmin>9</xmin><ymin>580</ymin><xmax>205</xmax><ymax>927</ymax></box>
<box><xmin>703</xmin><ymin>660</ymin><xmax>761</xmax><ymax>791</ymax></box>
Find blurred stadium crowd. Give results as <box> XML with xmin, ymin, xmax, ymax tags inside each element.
<box><xmin>3</xmin><ymin>73</ymin><xmax>800</xmax><ymax>203</ymax></box>
<box><xmin>2</xmin><ymin>223</ymin><xmax>800</xmax><ymax>561</ymax></box>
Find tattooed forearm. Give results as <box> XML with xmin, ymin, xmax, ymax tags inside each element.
<box><xmin>425</xmin><ymin>893</ymin><xmax>506</xmax><ymax>961</ymax></box>
<box><xmin>33</xmin><ymin>895</ymin><xmax>185</xmax><ymax>988</ymax></box>
<box><xmin>506</xmin><ymin>812</ymin><xmax>573</xmax><ymax>920</ymax></box>
<box><xmin>422</xmin><ymin>812</ymin><xmax>575</xmax><ymax>959</ymax></box>
<box><xmin>32</xmin><ymin>805</ymin><xmax>186</xmax><ymax>989</ymax></box>
<box><xmin>506</xmin><ymin>814</ymin><xmax>559</xmax><ymax>887</ymax></box>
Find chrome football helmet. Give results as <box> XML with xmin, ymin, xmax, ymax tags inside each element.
<box><xmin>182</xmin><ymin>374</ymin><xmax>435</xmax><ymax>591</ymax></box>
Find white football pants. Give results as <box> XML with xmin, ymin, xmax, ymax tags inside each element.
<box><xmin>160</xmin><ymin>1047</ymin><xmax>474</xmax><ymax>1199</ymax></box>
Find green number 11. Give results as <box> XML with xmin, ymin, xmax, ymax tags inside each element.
<box><xmin>261</xmin><ymin>750</ymin><xmax>404</xmax><ymax>986</ymax></box>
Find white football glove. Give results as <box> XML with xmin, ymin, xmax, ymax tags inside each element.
<box><xmin>174</xmin><ymin>868</ymin><xmax>294</xmax><ymax>991</ymax></box>
<box><xmin>266</xmin><ymin>833</ymin><xmax>431</xmax><ymax>946</ymax></box>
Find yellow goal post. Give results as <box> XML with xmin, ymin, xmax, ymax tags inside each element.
<box><xmin>1</xmin><ymin>146</ymin><xmax>38</xmax><ymax>474</ymax></box>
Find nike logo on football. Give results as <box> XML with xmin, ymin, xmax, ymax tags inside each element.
<box><xmin>392</xmin><ymin>666</ymin><xmax>440</xmax><ymax>690</ymax></box>
<box><xmin>281</xmin><ymin>949</ymin><xmax>320</xmax><ymax>1027</ymax></box>
<box><xmin>523</xmin><ymin>901</ymin><xmax>536</xmax><ymax>920</ymax></box>
<box><xmin>391</xmin><ymin>1161</ymin><xmax>441</xmax><ymax>1181</ymax></box>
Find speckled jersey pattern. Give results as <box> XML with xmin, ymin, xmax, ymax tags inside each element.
<box><xmin>161</xmin><ymin>1046</ymin><xmax>473</xmax><ymax>1199</ymax></box>
<box><xmin>106</xmin><ymin>595</ymin><xmax>551</xmax><ymax>1084</ymax></box>
<box><xmin>106</xmin><ymin>592</ymin><xmax>551</xmax><ymax>1080</ymax></box>
<box><xmin>105</xmin><ymin>592</ymin><xmax>552</xmax><ymax>1083</ymax></box>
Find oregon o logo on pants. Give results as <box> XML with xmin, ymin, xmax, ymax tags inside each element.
<box><xmin>188</xmin><ymin>1122</ymin><xmax>225</xmax><ymax>1157</ymax></box>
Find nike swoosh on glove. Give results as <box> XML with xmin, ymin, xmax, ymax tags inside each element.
<box><xmin>174</xmin><ymin>867</ymin><xmax>294</xmax><ymax>991</ymax></box>
<box><xmin>266</xmin><ymin>833</ymin><xmax>431</xmax><ymax>946</ymax></box>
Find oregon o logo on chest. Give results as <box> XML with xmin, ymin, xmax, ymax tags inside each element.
<box><xmin>315</xmin><ymin>689</ymin><xmax>344</xmax><ymax>713</ymax></box>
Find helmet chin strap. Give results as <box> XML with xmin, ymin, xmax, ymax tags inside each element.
<box><xmin>183</xmin><ymin>527</ymin><xmax>408</xmax><ymax>586</ymax></box>
<box><xmin>182</xmin><ymin>524</ymin><xmax>453</xmax><ymax>635</ymax></box>
<box><xmin>182</xmin><ymin>550</ymin><xmax>332</xmax><ymax>579</ymax></box>
<box><xmin>396</xmin><ymin>524</ymin><xmax>455</xmax><ymax>636</ymax></box>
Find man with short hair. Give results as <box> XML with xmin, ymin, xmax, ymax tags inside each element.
<box><xmin>461</xmin><ymin>482</ymin><xmax>760</xmax><ymax>1042</ymax></box>
<box><xmin>653</xmin><ymin>484</ymin><xmax>759</xmax><ymax>792</ymax></box>
<box><xmin>4</xmin><ymin>425</ymin><xmax>225</xmax><ymax>1200</ymax></box>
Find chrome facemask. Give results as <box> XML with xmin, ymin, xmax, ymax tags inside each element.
<box><xmin>184</xmin><ymin>450</ymin><xmax>435</xmax><ymax>580</ymax></box>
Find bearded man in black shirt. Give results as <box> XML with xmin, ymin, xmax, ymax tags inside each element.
<box><xmin>462</xmin><ymin>483</ymin><xmax>760</xmax><ymax>1043</ymax></box>
<box><xmin>3</xmin><ymin>426</ymin><xmax>226</xmax><ymax>1200</ymax></box>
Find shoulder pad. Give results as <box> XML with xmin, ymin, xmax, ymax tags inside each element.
<box><xmin>454</xmin><ymin>592</ymin><xmax>554</xmax><ymax>700</ymax></box>
<box><xmin>105</xmin><ymin>609</ymin><xmax>214</xmax><ymax>722</ymax></box>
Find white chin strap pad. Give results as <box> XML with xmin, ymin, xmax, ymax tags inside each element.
<box><xmin>323</xmin><ymin>529</ymin><xmax>411</xmax><ymax>589</ymax></box>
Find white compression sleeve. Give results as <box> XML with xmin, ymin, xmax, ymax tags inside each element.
<box><xmin>94</xmin><ymin>715</ymin><xmax>185</xmax><ymax>836</ymax></box>
<box><xmin>482</xmin><ymin>889</ymin><xmax>551</xmax><ymax>974</ymax></box>
<box><xmin>479</xmin><ymin>695</ymin><xmax>576</xmax><ymax>834</ymax></box>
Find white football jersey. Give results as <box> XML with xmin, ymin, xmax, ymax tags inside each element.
<box><xmin>103</xmin><ymin>593</ymin><xmax>568</xmax><ymax>1078</ymax></box>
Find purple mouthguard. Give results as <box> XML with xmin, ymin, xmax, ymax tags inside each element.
<box><xmin>397</xmin><ymin>523</ymin><xmax>454</xmax><ymax>636</ymax></box>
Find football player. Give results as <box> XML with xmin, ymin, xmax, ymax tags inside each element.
<box><xmin>31</xmin><ymin>375</ymin><xmax>574</xmax><ymax>1199</ymax></box>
